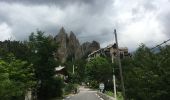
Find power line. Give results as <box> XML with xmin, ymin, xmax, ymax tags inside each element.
<box><xmin>151</xmin><ymin>38</ymin><xmax>170</xmax><ymax>50</ymax></box>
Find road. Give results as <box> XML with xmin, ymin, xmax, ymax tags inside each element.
<box><xmin>64</xmin><ymin>86</ymin><xmax>102</xmax><ymax>100</ymax></box>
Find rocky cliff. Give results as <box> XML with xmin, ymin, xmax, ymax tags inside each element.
<box><xmin>81</xmin><ymin>41</ymin><xmax>100</xmax><ymax>58</ymax></box>
<box><xmin>54</xmin><ymin>27</ymin><xmax>100</xmax><ymax>63</ymax></box>
<box><xmin>54</xmin><ymin>27</ymin><xmax>68</xmax><ymax>63</ymax></box>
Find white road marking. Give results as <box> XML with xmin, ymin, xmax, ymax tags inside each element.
<box><xmin>96</xmin><ymin>93</ymin><xmax>104</xmax><ymax>100</ymax></box>
<box><xmin>66</xmin><ymin>96</ymin><xmax>70</xmax><ymax>99</ymax></box>
<box><xmin>95</xmin><ymin>93</ymin><xmax>100</xmax><ymax>98</ymax></box>
<box><xmin>100</xmin><ymin>98</ymin><xmax>104</xmax><ymax>100</ymax></box>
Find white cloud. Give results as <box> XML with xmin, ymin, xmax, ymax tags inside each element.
<box><xmin>0</xmin><ymin>0</ymin><xmax>170</xmax><ymax>51</ymax></box>
<box><xmin>0</xmin><ymin>2</ymin><xmax>65</xmax><ymax>40</ymax></box>
<box><xmin>102</xmin><ymin>0</ymin><xmax>170</xmax><ymax>51</ymax></box>
<box><xmin>0</xmin><ymin>23</ymin><xmax>14</xmax><ymax>41</ymax></box>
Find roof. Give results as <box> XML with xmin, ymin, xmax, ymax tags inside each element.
<box><xmin>88</xmin><ymin>44</ymin><xmax>128</xmax><ymax>57</ymax></box>
<box><xmin>55</xmin><ymin>65</ymin><xmax>65</xmax><ymax>71</ymax></box>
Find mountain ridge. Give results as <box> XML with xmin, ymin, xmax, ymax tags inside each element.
<box><xmin>54</xmin><ymin>27</ymin><xmax>100</xmax><ymax>63</ymax></box>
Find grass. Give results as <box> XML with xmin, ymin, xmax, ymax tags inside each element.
<box><xmin>105</xmin><ymin>91</ymin><xmax>124</xmax><ymax>100</ymax></box>
<box><xmin>117</xmin><ymin>92</ymin><xmax>124</xmax><ymax>100</ymax></box>
<box><xmin>105</xmin><ymin>91</ymin><xmax>114</xmax><ymax>97</ymax></box>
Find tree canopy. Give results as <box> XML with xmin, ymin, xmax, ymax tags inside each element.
<box><xmin>0</xmin><ymin>54</ymin><xmax>35</xmax><ymax>100</ymax></box>
<box><xmin>27</xmin><ymin>31</ymin><xmax>64</xmax><ymax>100</ymax></box>
<box><xmin>122</xmin><ymin>44</ymin><xmax>170</xmax><ymax>100</ymax></box>
<box><xmin>86</xmin><ymin>56</ymin><xmax>113</xmax><ymax>88</ymax></box>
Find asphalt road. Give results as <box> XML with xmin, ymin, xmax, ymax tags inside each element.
<box><xmin>64</xmin><ymin>86</ymin><xmax>102</xmax><ymax>100</ymax></box>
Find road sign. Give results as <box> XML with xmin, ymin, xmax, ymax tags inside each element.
<box><xmin>99</xmin><ymin>83</ymin><xmax>104</xmax><ymax>90</ymax></box>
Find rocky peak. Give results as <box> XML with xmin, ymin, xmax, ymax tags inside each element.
<box><xmin>81</xmin><ymin>41</ymin><xmax>100</xmax><ymax>58</ymax></box>
<box><xmin>47</xmin><ymin>35</ymin><xmax>53</xmax><ymax>40</ymax></box>
<box><xmin>90</xmin><ymin>41</ymin><xmax>100</xmax><ymax>50</ymax></box>
<box><xmin>68</xmin><ymin>31</ymin><xmax>82</xmax><ymax>60</ymax></box>
<box><xmin>54</xmin><ymin>27</ymin><xmax>100</xmax><ymax>63</ymax></box>
<box><xmin>70</xmin><ymin>31</ymin><xmax>76</xmax><ymax>39</ymax></box>
<box><xmin>59</xmin><ymin>27</ymin><xmax>66</xmax><ymax>35</ymax></box>
<box><xmin>54</xmin><ymin>27</ymin><xmax>68</xmax><ymax>63</ymax></box>
<box><xmin>55</xmin><ymin>27</ymin><xmax>67</xmax><ymax>40</ymax></box>
<box><xmin>69</xmin><ymin>31</ymin><xmax>80</xmax><ymax>47</ymax></box>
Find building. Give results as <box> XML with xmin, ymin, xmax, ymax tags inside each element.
<box><xmin>88</xmin><ymin>43</ymin><xmax>130</xmax><ymax>62</ymax></box>
<box><xmin>55</xmin><ymin>65</ymin><xmax>68</xmax><ymax>81</ymax></box>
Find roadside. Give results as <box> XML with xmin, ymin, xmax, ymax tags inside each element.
<box><xmin>63</xmin><ymin>86</ymin><xmax>118</xmax><ymax>100</ymax></box>
<box><xmin>63</xmin><ymin>86</ymin><xmax>99</xmax><ymax>100</ymax></box>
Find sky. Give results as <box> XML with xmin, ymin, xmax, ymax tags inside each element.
<box><xmin>0</xmin><ymin>0</ymin><xmax>170</xmax><ymax>51</ymax></box>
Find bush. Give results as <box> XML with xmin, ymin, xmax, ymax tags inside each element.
<box><xmin>0</xmin><ymin>56</ymin><xmax>35</xmax><ymax>100</ymax></box>
<box><xmin>90</xmin><ymin>80</ymin><xmax>98</xmax><ymax>89</ymax></box>
<box><xmin>117</xmin><ymin>92</ymin><xmax>123</xmax><ymax>100</ymax></box>
<box><xmin>64</xmin><ymin>83</ymin><xmax>79</xmax><ymax>95</ymax></box>
<box><xmin>37</xmin><ymin>77</ymin><xmax>64</xmax><ymax>100</ymax></box>
<box><xmin>64</xmin><ymin>83</ymin><xmax>74</xmax><ymax>95</ymax></box>
<box><xmin>105</xmin><ymin>91</ymin><xmax>114</xmax><ymax>97</ymax></box>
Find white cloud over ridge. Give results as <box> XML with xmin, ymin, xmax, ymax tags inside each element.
<box><xmin>0</xmin><ymin>0</ymin><xmax>170</xmax><ymax>51</ymax></box>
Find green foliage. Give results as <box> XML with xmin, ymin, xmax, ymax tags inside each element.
<box><xmin>68</xmin><ymin>72</ymin><xmax>80</xmax><ymax>83</ymax></box>
<box><xmin>85</xmin><ymin>56</ymin><xmax>113</xmax><ymax>89</ymax></box>
<box><xmin>74</xmin><ymin>60</ymin><xmax>86</xmax><ymax>82</ymax></box>
<box><xmin>64</xmin><ymin>83</ymin><xmax>75</xmax><ymax>95</ymax></box>
<box><xmin>117</xmin><ymin>92</ymin><xmax>124</xmax><ymax>100</ymax></box>
<box><xmin>0</xmin><ymin>30</ymin><xmax>65</xmax><ymax>100</ymax></box>
<box><xmin>105</xmin><ymin>91</ymin><xmax>114</xmax><ymax>97</ymax></box>
<box><xmin>90</xmin><ymin>80</ymin><xmax>98</xmax><ymax>88</ymax></box>
<box><xmin>28</xmin><ymin>31</ymin><xmax>63</xmax><ymax>99</ymax></box>
<box><xmin>64</xmin><ymin>83</ymin><xmax>78</xmax><ymax>95</ymax></box>
<box><xmin>65</xmin><ymin>59</ymin><xmax>86</xmax><ymax>83</ymax></box>
<box><xmin>123</xmin><ymin>44</ymin><xmax>170</xmax><ymax>100</ymax></box>
<box><xmin>38</xmin><ymin>77</ymin><xmax>64</xmax><ymax>99</ymax></box>
<box><xmin>0</xmin><ymin>55</ymin><xmax>35</xmax><ymax>100</ymax></box>
<box><xmin>0</xmin><ymin>40</ymin><xmax>30</xmax><ymax>61</ymax></box>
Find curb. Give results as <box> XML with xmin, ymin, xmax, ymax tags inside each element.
<box><xmin>97</xmin><ymin>92</ymin><xmax>115</xmax><ymax>100</ymax></box>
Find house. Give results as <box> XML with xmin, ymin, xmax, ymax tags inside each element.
<box><xmin>88</xmin><ymin>43</ymin><xmax>130</xmax><ymax>62</ymax></box>
<box><xmin>55</xmin><ymin>65</ymin><xmax>68</xmax><ymax>81</ymax></box>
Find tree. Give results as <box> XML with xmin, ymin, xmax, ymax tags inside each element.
<box><xmin>28</xmin><ymin>31</ymin><xmax>63</xmax><ymax>100</ymax></box>
<box><xmin>65</xmin><ymin>59</ymin><xmax>86</xmax><ymax>84</ymax></box>
<box><xmin>0</xmin><ymin>40</ymin><xmax>31</xmax><ymax>61</ymax></box>
<box><xmin>123</xmin><ymin>44</ymin><xmax>170</xmax><ymax>100</ymax></box>
<box><xmin>85</xmin><ymin>56</ymin><xmax>113</xmax><ymax>89</ymax></box>
<box><xmin>0</xmin><ymin>54</ymin><xmax>35</xmax><ymax>100</ymax></box>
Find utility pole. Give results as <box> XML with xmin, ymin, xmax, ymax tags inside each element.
<box><xmin>112</xmin><ymin>56</ymin><xmax>117</xmax><ymax>100</ymax></box>
<box><xmin>73</xmin><ymin>64</ymin><xmax>75</xmax><ymax>74</ymax></box>
<box><xmin>113</xmin><ymin>75</ymin><xmax>117</xmax><ymax>100</ymax></box>
<box><xmin>114</xmin><ymin>29</ymin><xmax>126</xmax><ymax>100</ymax></box>
<box><xmin>72</xmin><ymin>57</ymin><xmax>75</xmax><ymax>74</ymax></box>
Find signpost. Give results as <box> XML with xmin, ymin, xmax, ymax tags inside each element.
<box><xmin>99</xmin><ymin>83</ymin><xmax>105</xmax><ymax>93</ymax></box>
